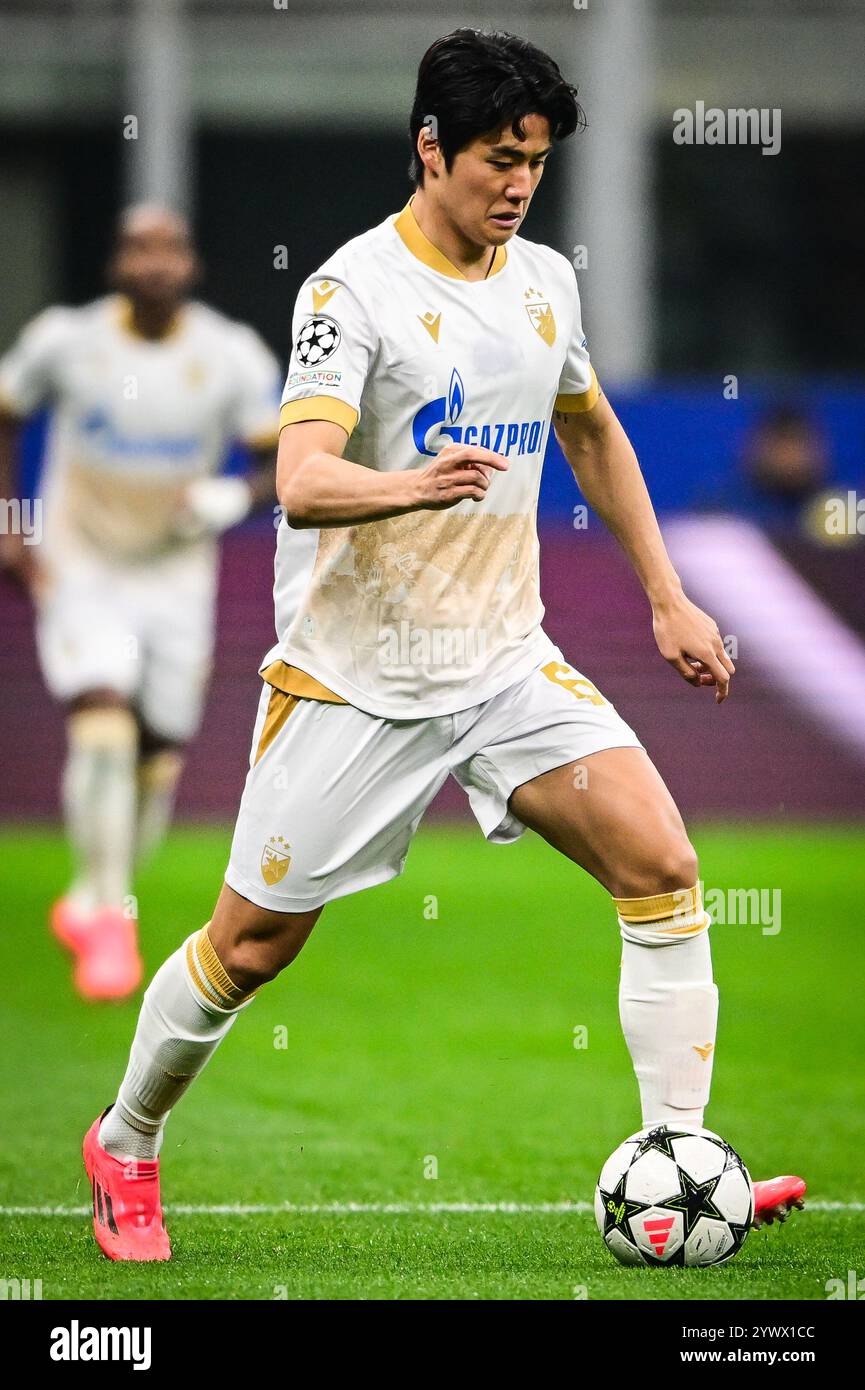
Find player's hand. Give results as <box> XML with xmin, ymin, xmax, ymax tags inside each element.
<box><xmin>0</xmin><ymin>530</ymin><xmax>43</xmax><ymax>598</ymax></box>
<box><xmin>175</xmin><ymin>476</ymin><xmax>254</xmax><ymax>540</ymax></box>
<box><xmin>412</xmin><ymin>444</ymin><xmax>509</xmax><ymax>510</ymax></box>
<box><xmin>652</xmin><ymin>590</ymin><xmax>735</xmax><ymax>703</ymax></box>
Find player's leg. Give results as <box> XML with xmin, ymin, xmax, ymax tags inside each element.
<box><xmin>52</xmin><ymin>688</ymin><xmax>143</xmax><ymax>1000</ymax></box>
<box><xmin>506</xmin><ymin>745</ymin><xmax>696</xmax><ymax>899</ymax></box>
<box><xmin>454</xmin><ymin>657</ymin><xmax>714</xmax><ymax>1133</ymax></box>
<box><xmin>61</xmin><ymin>690</ymin><xmax>140</xmax><ymax>920</ymax></box>
<box><xmin>98</xmin><ymin>886</ymin><xmax>321</xmax><ymax>1163</ymax></box>
<box><xmin>36</xmin><ymin>553</ymin><xmax>144</xmax><ymax>995</ymax></box>
<box><xmin>134</xmin><ymin>724</ymin><xmax>185</xmax><ymax>865</ymax></box>
<box><xmin>509</xmin><ymin>746</ymin><xmax>716</xmax><ymax>1132</ymax></box>
<box><xmin>86</xmin><ymin>686</ymin><xmax>454</xmax><ymax>1258</ymax></box>
<box><xmin>506</xmin><ymin>743</ymin><xmax>806</xmax><ymax>1223</ymax></box>
<box><xmin>86</xmin><ymin>884</ymin><xmax>320</xmax><ymax>1262</ymax></box>
<box><xmin>133</xmin><ymin>548</ymin><xmax>215</xmax><ymax>863</ymax></box>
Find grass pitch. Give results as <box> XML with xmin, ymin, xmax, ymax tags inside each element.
<box><xmin>1</xmin><ymin>823</ymin><xmax>862</xmax><ymax>1300</ymax></box>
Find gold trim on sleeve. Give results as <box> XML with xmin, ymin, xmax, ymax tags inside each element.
<box><xmin>554</xmin><ymin>367</ymin><xmax>600</xmax><ymax>415</ymax></box>
<box><xmin>279</xmin><ymin>396</ymin><xmax>358</xmax><ymax>436</ymax></box>
<box><xmin>243</xmin><ymin>428</ymin><xmax>280</xmax><ymax>451</ymax></box>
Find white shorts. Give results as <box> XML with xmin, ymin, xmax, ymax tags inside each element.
<box><xmin>225</xmin><ymin>650</ymin><xmax>643</xmax><ymax>912</ymax></box>
<box><xmin>35</xmin><ymin>542</ymin><xmax>217</xmax><ymax>743</ymax></box>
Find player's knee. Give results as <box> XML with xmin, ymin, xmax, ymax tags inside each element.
<box><xmin>220</xmin><ymin>935</ymin><xmax>289</xmax><ymax>991</ymax></box>
<box><xmin>138</xmin><ymin>720</ymin><xmax>184</xmax><ymax>760</ymax></box>
<box><xmin>68</xmin><ymin>689</ymin><xmax>132</xmax><ymax>716</ymax></box>
<box><xmin>611</xmin><ymin>836</ymin><xmax>699</xmax><ymax>899</ymax></box>
<box><xmin>66</xmin><ymin>703</ymin><xmax>138</xmax><ymax>756</ymax></box>
<box><xmin>218</xmin><ymin>913</ymin><xmax>318</xmax><ymax>992</ymax></box>
<box><xmin>652</xmin><ymin>837</ymin><xmax>699</xmax><ymax>893</ymax></box>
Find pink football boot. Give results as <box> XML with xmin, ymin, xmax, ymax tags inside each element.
<box><xmin>83</xmin><ymin>1111</ymin><xmax>171</xmax><ymax>1261</ymax></box>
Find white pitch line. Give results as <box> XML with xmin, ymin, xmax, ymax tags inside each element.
<box><xmin>0</xmin><ymin>1200</ymin><xmax>862</xmax><ymax>1217</ymax></box>
<box><xmin>3</xmin><ymin>1201</ymin><xmax>591</xmax><ymax>1217</ymax></box>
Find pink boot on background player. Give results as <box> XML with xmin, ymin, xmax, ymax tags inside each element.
<box><xmin>51</xmin><ymin>898</ymin><xmax>142</xmax><ymax>1001</ymax></box>
<box><xmin>50</xmin><ymin>896</ymin><xmax>92</xmax><ymax>953</ymax></box>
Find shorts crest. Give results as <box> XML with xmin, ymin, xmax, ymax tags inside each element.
<box><xmin>261</xmin><ymin>835</ymin><xmax>291</xmax><ymax>885</ymax></box>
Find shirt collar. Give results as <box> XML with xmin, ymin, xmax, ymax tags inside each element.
<box><xmin>114</xmin><ymin>295</ymin><xmax>186</xmax><ymax>342</ymax></box>
<box><xmin>393</xmin><ymin>197</ymin><xmax>508</xmax><ymax>281</ymax></box>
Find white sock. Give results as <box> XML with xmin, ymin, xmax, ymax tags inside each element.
<box><xmin>616</xmin><ymin>887</ymin><xmax>718</xmax><ymax>1130</ymax></box>
<box><xmin>99</xmin><ymin>926</ymin><xmax>254</xmax><ymax>1161</ymax></box>
<box><xmin>62</xmin><ymin>708</ymin><xmax>138</xmax><ymax>913</ymax></box>
<box><xmin>135</xmin><ymin>749</ymin><xmax>184</xmax><ymax>863</ymax></box>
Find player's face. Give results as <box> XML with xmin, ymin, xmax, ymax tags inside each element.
<box><xmin>112</xmin><ymin>220</ymin><xmax>196</xmax><ymax>307</ymax></box>
<box><xmin>445</xmin><ymin>113</ymin><xmax>552</xmax><ymax>248</ymax></box>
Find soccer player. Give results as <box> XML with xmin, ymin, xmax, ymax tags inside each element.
<box><xmin>0</xmin><ymin>205</ymin><xmax>281</xmax><ymax>1001</ymax></box>
<box><xmin>80</xmin><ymin>31</ymin><xmax>804</xmax><ymax>1259</ymax></box>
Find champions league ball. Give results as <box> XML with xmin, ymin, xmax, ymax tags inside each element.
<box><xmin>295</xmin><ymin>315</ymin><xmax>341</xmax><ymax>366</ymax></box>
<box><xmin>595</xmin><ymin>1124</ymin><xmax>753</xmax><ymax>1267</ymax></box>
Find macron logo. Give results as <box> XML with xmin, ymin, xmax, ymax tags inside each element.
<box><xmin>50</xmin><ymin>1321</ymin><xmax>152</xmax><ymax>1370</ymax></box>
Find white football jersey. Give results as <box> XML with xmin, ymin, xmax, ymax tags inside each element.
<box><xmin>266</xmin><ymin>198</ymin><xmax>599</xmax><ymax>718</ymax></box>
<box><xmin>0</xmin><ymin>295</ymin><xmax>280</xmax><ymax>561</ymax></box>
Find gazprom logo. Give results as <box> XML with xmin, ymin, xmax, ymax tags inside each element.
<box><xmin>448</xmin><ymin>368</ymin><xmax>464</xmax><ymax>423</ymax></box>
<box><xmin>411</xmin><ymin>366</ymin><xmax>545</xmax><ymax>460</ymax></box>
<box><xmin>79</xmin><ymin>408</ymin><xmax>201</xmax><ymax>461</ymax></box>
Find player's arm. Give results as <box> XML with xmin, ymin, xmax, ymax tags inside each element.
<box><xmin>0</xmin><ymin>403</ymin><xmax>41</xmax><ymax>593</ymax></box>
<box><xmin>277</xmin><ymin>418</ymin><xmax>508</xmax><ymax>528</ymax></box>
<box><xmin>176</xmin><ymin>328</ymin><xmax>283</xmax><ymax>540</ymax></box>
<box><xmin>176</xmin><ymin>442</ymin><xmax>279</xmax><ymax>541</ymax></box>
<box><xmin>553</xmin><ymin>393</ymin><xmax>735</xmax><ymax>702</ymax></box>
<box><xmin>244</xmin><ymin>443</ymin><xmax>279</xmax><ymax>508</ymax></box>
<box><xmin>0</xmin><ymin>306</ymin><xmax>73</xmax><ymax>592</ymax></box>
<box><xmin>0</xmin><ymin>405</ymin><xmax>22</xmax><ymax>567</ymax></box>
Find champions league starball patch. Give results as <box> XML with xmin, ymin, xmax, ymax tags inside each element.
<box><xmin>294</xmin><ymin>315</ymin><xmax>341</xmax><ymax>366</ymax></box>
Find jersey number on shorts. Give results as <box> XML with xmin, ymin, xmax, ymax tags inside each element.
<box><xmin>541</xmin><ymin>662</ymin><xmax>606</xmax><ymax>706</ymax></box>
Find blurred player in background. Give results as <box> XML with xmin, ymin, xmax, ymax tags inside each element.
<box><xmin>0</xmin><ymin>205</ymin><xmax>281</xmax><ymax>1001</ymax></box>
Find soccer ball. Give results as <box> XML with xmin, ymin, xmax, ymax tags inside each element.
<box><xmin>595</xmin><ymin>1124</ymin><xmax>753</xmax><ymax>1267</ymax></box>
<box><xmin>295</xmin><ymin>315</ymin><xmax>341</xmax><ymax>366</ymax></box>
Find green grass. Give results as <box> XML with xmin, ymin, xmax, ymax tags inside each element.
<box><xmin>0</xmin><ymin>823</ymin><xmax>862</xmax><ymax>1300</ymax></box>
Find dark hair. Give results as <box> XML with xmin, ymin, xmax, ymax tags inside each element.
<box><xmin>409</xmin><ymin>28</ymin><xmax>585</xmax><ymax>185</ymax></box>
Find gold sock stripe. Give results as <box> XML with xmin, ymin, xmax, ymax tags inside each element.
<box><xmin>138</xmin><ymin>748</ymin><xmax>184</xmax><ymax>791</ymax></box>
<box><xmin>653</xmin><ymin>913</ymin><xmax>711</xmax><ymax>937</ymax></box>
<box><xmin>186</xmin><ymin>937</ymin><xmax>219</xmax><ymax>1006</ymax></box>
<box><xmin>613</xmin><ymin>884</ymin><xmax>700</xmax><ymax>924</ymax></box>
<box><xmin>195</xmin><ymin>925</ymin><xmax>252</xmax><ymax>1006</ymax></box>
<box><xmin>185</xmin><ymin>928</ymin><xmax>254</xmax><ymax>1009</ymax></box>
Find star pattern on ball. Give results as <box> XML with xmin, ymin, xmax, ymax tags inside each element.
<box><xmin>664</xmin><ymin>1167</ymin><xmax>727</xmax><ymax>1237</ymax></box>
<box><xmin>721</xmin><ymin>1140</ymin><xmax>744</xmax><ymax>1171</ymax></box>
<box><xmin>720</xmin><ymin>1144</ymin><xmax>754</xmax><ymax>1241</ymax></box>
<box><xmin>634</xmin><ymin>1126</ymin><xmax>697</xmax><ymax>1161</ymax></box>
<box><xmin>598</xmin><ymin>1168</ymin><xmax>644</xmax><ymax>1239</ymax></box>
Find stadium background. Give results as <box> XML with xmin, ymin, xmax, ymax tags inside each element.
<box><xmin>1</xmin><ymin>0</ymin><xmax>864</xmax><ymax>822</ymax></box>
<box><xmin>0</xmin><ymin>0</ymin><xmax>863</xmax><ymax>1303</ymax></box>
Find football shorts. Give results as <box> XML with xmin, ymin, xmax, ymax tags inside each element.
<box><xmin>35</xmin><ymin>542</ymin><xmax>217</xmax><ymax>742</ymax></box>
<box><xmin>225</xmin><ymin>648</ymin><xmax>642</xmax><ymax>912</ymax></box>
